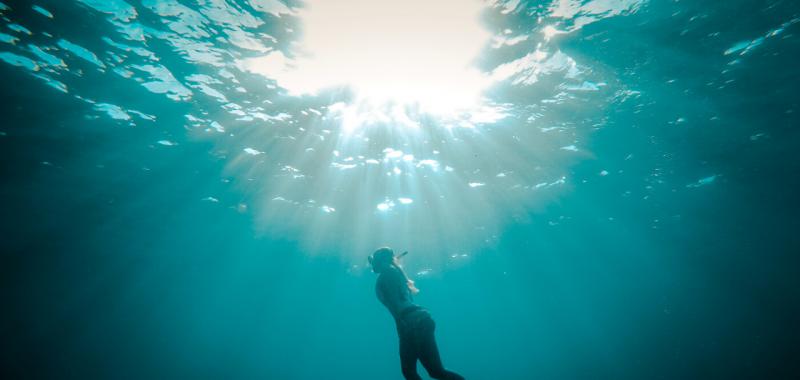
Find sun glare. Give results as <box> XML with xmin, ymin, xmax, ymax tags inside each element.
<box><xmin>240</xmin><ymin>0</ymin><xmax>491</xmax><ymax>117</ymax></box>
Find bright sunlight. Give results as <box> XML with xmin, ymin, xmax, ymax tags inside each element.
<box><xmin>239</xmin><ymin>0</ymin><xmax>491</xmax><ymax>117</ymax></box>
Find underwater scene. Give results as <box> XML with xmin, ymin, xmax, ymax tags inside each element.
<box><xmin>1</xmin><ymin>0</ymin><xmax>799</xmax><ymax>378</ymax></box>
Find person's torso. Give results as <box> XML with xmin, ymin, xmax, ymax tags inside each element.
<box><xmin>376</xmin><ymin>267</ymin><xmax>419</xmax><ymax>321</ymax></box>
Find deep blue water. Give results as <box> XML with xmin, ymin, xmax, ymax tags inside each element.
<box><xmin>2</xmin><ymin>0</ymin><xmax>800</xmax><ymax>379</ymax></box>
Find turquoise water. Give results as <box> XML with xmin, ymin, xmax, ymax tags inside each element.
<box><xmin>2</xmin><ymin>0</ymin><xmax>799</xmax><ymax>378</ymax></box>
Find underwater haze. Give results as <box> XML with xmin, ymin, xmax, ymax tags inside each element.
<box><xmin>2</xmin><ymin>0</ymin><xmax>800</xmax><ymax>378</ymax></box>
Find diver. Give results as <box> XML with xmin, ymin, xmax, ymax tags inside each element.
<box><xmin>369</xmin><ymin>247</ymin><xmax>465</xmax><ymax>380</ymax></box>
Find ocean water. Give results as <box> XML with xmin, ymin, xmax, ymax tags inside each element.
<box><xmin>1</xmin><ymin>0</ymin><xmax>799</xmax><ymax>379</ymax></box>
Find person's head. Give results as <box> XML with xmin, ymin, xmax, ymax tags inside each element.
<box><xmin>369</xmin><ymin>247</ymin><xmax>397</xmax><ymax>274</ymax></box>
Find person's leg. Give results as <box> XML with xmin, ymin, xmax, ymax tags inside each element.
<box><xmin>416</xmin><ymin>315</ymin><xmax>465</xmax><ymax>380</ymax></box>
<box><xmin>399</xmin><ymin>335</ymin><xmax>422</xmax><ymax>380</ymax></box>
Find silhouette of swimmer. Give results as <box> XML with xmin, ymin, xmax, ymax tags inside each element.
<box><xmin>369</xmin><ymin>247</ymin><xmax>465</xmax><ymax>380</ymax></box>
